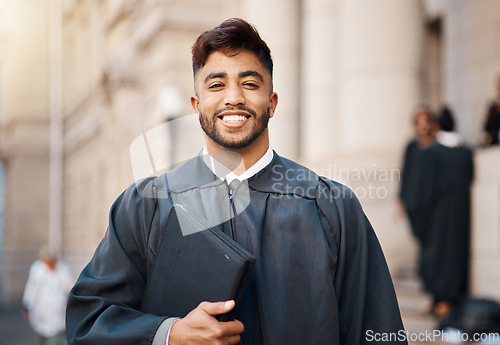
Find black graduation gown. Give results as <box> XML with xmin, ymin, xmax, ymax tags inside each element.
<box><xmin>418</xmin><ymin>144</ymin><xmax>473</xmax><ymax>304</ymax></box>
<box><xmin>399</xmin><ymin>140</ymin><xmax>436</xmax><ymax>241</ymax></box>
<box><xmin>66</xmin><ymin>152</ymin><xmax>407</xmax><ymax>345</ymax></box>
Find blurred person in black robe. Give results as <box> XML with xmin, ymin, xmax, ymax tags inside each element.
<box><xmin>397</xmin><ymin>104</ymin><xmax>437</xmax><ymax>241</ymax></box>
<box><xmin>66</xmin><ymin>18</ymin><xmax>407</xmax><ymax>345</ymax></box>
<box><xmin>399</xmin><ymin>105</ymin><xmax>473</xmax><ymax>320</ymax></box>
<box><xmin>422</xmin><ymin>106</ymin><xmax>473</xmax><ymax>319</ymax></box>
<box><xmin>481</xmin><ymin>75</ymin><xmax>500</xmax><ymax>147</ymax></box>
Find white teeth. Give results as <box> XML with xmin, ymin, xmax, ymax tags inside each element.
<box><xmin>222</xmin><ymin>115</ymin><xmax>246</xmax><ymax>123</ymax></box>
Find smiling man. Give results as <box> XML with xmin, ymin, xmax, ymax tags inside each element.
<box><xmin>66</xmin><ymin>18</ymin><xmax>407</xmax><ymax>345</ymax></box>
<box><xmin>196</xmin><ymin>51</ymin><xmax>275</xmax><ymax>145</ymax></box>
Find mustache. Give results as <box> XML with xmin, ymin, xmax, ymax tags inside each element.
<box><xmin>213</xmin><ymin>107</ymin><xmax>257</xmax><ymax>118</ymax></box>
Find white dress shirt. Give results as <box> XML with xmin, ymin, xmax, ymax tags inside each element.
<box><xmin>201</xmin><ymin>146</ymin><xmax>274</xmax><ymax>184</ymax></box>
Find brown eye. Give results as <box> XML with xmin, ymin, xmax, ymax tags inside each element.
<box><xmin>244</xmin><ymin>82</ymin><xmax>259</xmax><ymax>88</ymax></box>
<box><xmin>208</xmin><ymin>83</ymin><xmax>223</xmax><ymax>89</ymax></box>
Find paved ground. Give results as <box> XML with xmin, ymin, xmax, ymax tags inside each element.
<box><xmin>0</xmin><ymin>305</ymin><xmax>67</xmax><ymax>345</ymax></box>
<box><xmin>0</xmin><ymin>306</ymin><xmax>36</xmax><ymax>345</ymax></box>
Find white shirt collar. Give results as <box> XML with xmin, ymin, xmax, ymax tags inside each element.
<box><xmin>437</xmin><ymin>130</ymin><xmax>464</xmax><ymax>148</ymax></box>
<box><xmin>202</xmin><ymin>146</ymin><xmax>274</xmax><ymax>184</ymax></box>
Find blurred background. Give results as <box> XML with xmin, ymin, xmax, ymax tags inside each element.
<box><xmin>0</xmin><ymin>0</ymin><xmax>499</xmax><ymax>343</ymax></box>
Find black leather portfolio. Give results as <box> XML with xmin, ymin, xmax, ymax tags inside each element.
<box><xmin>140</xmin><ymin>204</ymin><xmax>256</xmax><ymax>322</ymax></box>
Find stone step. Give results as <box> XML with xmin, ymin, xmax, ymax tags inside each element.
<box><xmin>393</xmin><ymin>276</ymin><xmax>425</xmax><ymax>293</ymax></box>
<box><xmin>394</xmin><ymin>277</ymin><xmax>434</xmax><ymax>316</ymax></box>
<box><xmin>397</xmin><ymin>289</ymin><xmax>433</xmax><ymax>315</ymax></box>
<box><xmin>402</xmin><ymin>312</ymin><xmax>437</xmax><ymax>334</ymax></box>
<box><xmin>393</xmin><ymin>276</ymin><xmax>443</xmax><ymax>344</ymax></box>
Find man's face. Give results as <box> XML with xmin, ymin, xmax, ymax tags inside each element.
<box><xmin>191</xmin><ymin>50</ymin><xmax>278</xmax><ymax>151</ymax></box>
<box><xmin>415</xmin><ymin>111</ymin><xmax>432</xmax><ymax>136</ymax></box>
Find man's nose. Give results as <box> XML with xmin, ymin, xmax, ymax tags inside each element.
<box><xmin>223</xmin><ymin>84</ymin><xmax>245</xmax><ymax>106</ymax></box>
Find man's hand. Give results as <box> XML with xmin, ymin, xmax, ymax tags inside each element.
<box><xmin>169</xmin><ymin>300</ymin><xmax>244</xmax><ymax>345</ymax></box>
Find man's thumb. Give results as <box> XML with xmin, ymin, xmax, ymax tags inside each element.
<box><xmin>200</xmin><ymin>300</ymin><xmax>235</xmax><ymax>316</ymax></box>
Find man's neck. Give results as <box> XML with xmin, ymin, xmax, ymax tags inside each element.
<box><xmin>416</xmin><ymin>134</ymin><xmax>435</xmax><ymax>148</ymax></box>
<box><xmin>204</xmin><ymin>133</ymin><xmax>270</xmax><ymax>175</ymax></box>
<box><xmin>205</xmin><ymin>146</ymin><xmax>268</xmax><ymax>176</ymax></box>
<box><xmin>202</xmin><ymin>146</ymin><xmax>273</xmax><ymax>185</ymax></box>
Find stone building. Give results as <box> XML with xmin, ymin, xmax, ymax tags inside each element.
<box><xmin>0</xmin><ymin>0</ymin><xmax>499</xmax><ymax>307</ymax></box>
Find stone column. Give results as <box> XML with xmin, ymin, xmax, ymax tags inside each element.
<box><xmin>243</xmin><ymin>0</ymin><xmax>301</xmax><ymax>160</ymax></box>
<box><xmin>301</xmin><ymin>0</ymin><xmax>341</xmax><ymax>163</ymax></box>
<box><xmin>339</xmin><ymin>0</ymin><xmax>423</xmax><ymax>274</ymax></box>
<box><xmin>301</xmin><ymin>0</ymin><xmax>423</xmax><ymax>275</ymax></box>
<box><xmin>338</xmin><ymin>0</ymin><xmax>422</xmax><ymax>156</ymax></box>
<box><xmin>471</xmin><ymin>147</ymin><xmax>500</xmax><ymax>301</ymax></box>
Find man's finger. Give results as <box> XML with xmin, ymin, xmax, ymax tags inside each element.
<box><xmin>225</xmin><ymin>334</ymin><xmax>243</xmax><ymax>345</ymax></box>
<box><xmin>200</xmin><ymin>300</ymin><xmax>235</xmax><ymax>316</ymax></box>
<box><xmin>220</xmin><ymin>319</ymin><xmax>245</xmax><ymax>336</ymax></box>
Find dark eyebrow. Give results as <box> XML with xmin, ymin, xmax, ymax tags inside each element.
<box><xmin>239</xmin><ymin>70</ymin><xmax>263</xmax><ymax>82</ymax></box>
<box><xmin>203</xmin><ymin>70</ymin><xmax>264</xmax><ymax>84</ymax></box>
<box><xmin>204</xmin><ymin>72</ymin><xmax>227</xmax><ymax>84</ymax></box>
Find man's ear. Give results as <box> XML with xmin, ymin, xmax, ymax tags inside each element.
<box><xmin>191</xmin><ymin>95</ymin><xmax>200</xmax><ymax>114</ymax></box>
<box><xmin>269</xmin><ymin>92</ymin><xmax>278</xmax><ymax>118</ymax></box>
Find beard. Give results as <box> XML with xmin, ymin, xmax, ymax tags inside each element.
<box><xmin>199</xmin><ymin>106</ymin><xmax>271</xmax><ymax>149</ymax></box>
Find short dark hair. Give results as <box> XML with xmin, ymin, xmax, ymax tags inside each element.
<box><xmin>191</xmin><ymin>18</ymin><xmax>273</xmax><ymax>79</ymax></box>
<box><xmin>438</xmin><ymin>106</ymin><xmax>455</xmax><ymax>132</ymax></box>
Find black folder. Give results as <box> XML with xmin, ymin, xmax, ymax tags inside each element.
<box><xmin>140</xmin><ymin>204</ymin><xmax>256</xmax><ymax>321</ymax></box>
